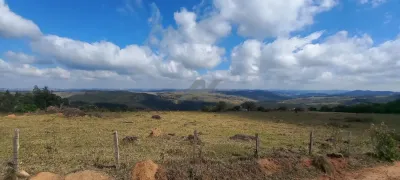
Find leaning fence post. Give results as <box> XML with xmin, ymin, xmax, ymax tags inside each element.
<box><xmin>113</xmin><ymin>131</ymin><xmax>120</xmax><ymax>169</ymax></box>
<box><xmin>13</xmin><ymin>129</ymin><xmax>20</xmax><ymax>174</ymax></box>
<box><xmin>254</xmin><ymin>133</ymin><xmax>260</xmax><ymax>159</ymax></box>
<box><xmin>309</xmin><ymin>130</ymin><xmax>314</xmax><ymax>155</ymax></box>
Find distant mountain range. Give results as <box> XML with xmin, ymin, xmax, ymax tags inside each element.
<box><xmin>334</xmin><ymin>90</ymin><xmax>399</xmax><ymax>97</ymax></box>
<box><xmin>9</xmin><ymin>88</ymin><xmax>400</xmax><ymax>110</ymax></box>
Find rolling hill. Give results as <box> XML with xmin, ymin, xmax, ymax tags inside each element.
<box><xmin>216</xmin><ymin>90</ymin><xmax>289</xmax><ymax>101</ymax></box>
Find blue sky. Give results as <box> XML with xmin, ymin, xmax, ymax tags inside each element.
<box><xmin>0</xmin><ymin>0</ymin><xmax>399</xmax><ymax>90</ymax></box>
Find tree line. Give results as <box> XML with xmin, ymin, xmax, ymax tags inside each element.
<box><xmin>0</xmin><ymin>86</ymin><xmax>69</xmax><ymax>113</ymax></box>
<box><xmin>201</xmin><ymin>101</ymin><xmax>294</xmax><ymax>112</ymax></box>
<box><xmin>316</xmin><ymin>99</ymin><xmax>400</xmax><ymax>114</ymax></box>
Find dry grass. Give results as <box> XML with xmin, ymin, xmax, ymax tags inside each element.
<box><xmin>0</xmin><ymin>111</ymin><xmax>398</xmax><ymax>179</ymax></box>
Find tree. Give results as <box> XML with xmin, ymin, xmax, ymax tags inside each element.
<box><xmin>214</xmin><ymin>101</ymin><xmax>228</xmax><ymax>112</ymax></box>
<box><xmin>32</xmin><ymin>86</ymin><xmax>63</xmax><ymax>109</ymax></box>
<box><xmin>0</xmin><ymin>90</ymin><xmax>15</xmax><ymax>112</ymax></box>
<box><xmin>241</xmin><ymin>101</ymin><xmax>257</xmax><ymax>111</ymax></box>
<box><xmin>257</xmin><ymin>106</ymin><xmax>266</xmax><ymax>112</ymax></box>
<box><xmin>232</xmin><ymin>106</ymin><xmax>241</xmax><ymax>111</ymax></box>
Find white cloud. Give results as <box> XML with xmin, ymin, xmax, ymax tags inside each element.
<box><xmin>0</xmin><ymin>58</ymin><xmax>12</xmax><ymax>73</ymax></box>
<box><xmin>167</xmin><ymin>43</ymin><xmax>225</xmax><ymax>69</ymax></box>
<box><xmin>359</xmin><ymin>0</ymin><xmax>387</xmax><ymax>7</ymax></box>
<box><xmin>213</xmin><ymin>0</ymin><xmax>336</xmax><ymax>39</ymax></box>
<box><xmin>155</xmin><ymin>8</ymin><xmax>230</xmax><ymax>70</ymax></box>
<box><xmin>4</xmin><ymin>51</ymin><xmax>52</xmax><ymax>64</ymax></box>
<box><xmin>14</xmin><ymin>65</ymin><xmax>70</xmax><ymax>79</ymax></box>
<box><xmin>230</xmin><ymin>40</ymin><xmax>262</xmax><ymax>76</ymax></box>
<box><xmin>31</xmin><ymin>35</ymin><xmax>159</xmax><ymax>74</ymax></box>
<box><xmin>0</xmin><ymin>0</ymin><xmax>42</xmax><ymax>38</ymax></box>
<box><xmin>210</xmin><ymin>30</ymin><xmax>400</xmax><ymax>90</ymax></box>
<box><xmin>30</xmin><ymin>35</ymin><xmax>199</xmax><ymax>80</ymax></box>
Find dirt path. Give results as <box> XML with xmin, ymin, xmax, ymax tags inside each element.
<box><xmin>318</xmin><ymin>162</ymin><xmax>400</xmax><ymax>180</ymax></box>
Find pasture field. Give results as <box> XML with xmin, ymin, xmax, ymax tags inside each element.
<box><xmin>0</xmin><ymin>111</ymin><xmax>398</xmax><ymax>179</ymax></box>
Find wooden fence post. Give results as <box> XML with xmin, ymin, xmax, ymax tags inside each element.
<box><xmin>309</xmin><ymin>130</ymin><xmax>314</xmax><ymax>155</ymax></box>
<box><xmin>193</xmin><ymin>130</ymin><xmax>198</xmax><ymax>164</ymax></box>
<box><xmin>347</xmin><ymin>131</ymin><xmax>352</xmax><ymax>155</ymax></box>
<box><xmin>113</xmin><ymin>131</ymin><xmax>120</xmax><ymax>169</ymax></box>
<box><xmin>254</xmin><ymin>133</ymin><xmax>260</xmax><ymax>159</ymax></box>
<box><xmin>13</xmin><ymin>129</ymin><xmax>20</xmax><ymax>174</ymax></box>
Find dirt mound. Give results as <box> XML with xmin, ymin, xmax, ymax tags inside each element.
<box><xmin>301</xmin><ymin>158</ymin><xmax>313</xmax><ymax>168</ymax></box>
<box><xmin>229</xmin><ymin>134</ymin><xmax>256</xmax><ymax>141</ymax></box>
<box><xmin>46</xmin><ymin>106</ymin><xmax>60</xmax><ymax>113</ymax></box>
<box><xmin>65</xmin><ymin>170</ymin><xmax>113</xmax><ymax>180</ymax></box>
<box><xmin>6</xmin><ymin>114</ymin><xmax>16</xmax><ymax>118</ymax></box>
<box><xmin>151</xmin><ymin>115</ymin><xmax>161</xmax><ymax>119</ymax></box>
<box><xmin>62</xmin><ymin>108</ymin><xmax>86</xmax><ymax>117</ymax></box>
<box><xmin>329</xmin><ymin>158</ymin><xmax>348</xmax><ymax>171</ymax></box>
<box><xmin>313</xmin><ymin>156</ymin><xmax>334</xmax><ymax>175</ymax></box>
<box><xmin>315</xmin><ymin>162</ymin><xmax>400</xmax><ymax>180</ymax></box>
<box><xmin>131</xmin><ymin>160</ymin><xmax>159</xmax><ymax>180</ymax></box>
<box><xmin>30</xmin><ymin>172</ymin><xmax>63</xmax><ymax>180</ymax></box>
<box><xmin>257</xmin><ymin>158</ymin><xmax>281</xmax><ymax>176</ymax></box>
<box><xmin>149</xmin><ymin>128</ymin><xmax>162</xmax><ymax>137</ymax></box>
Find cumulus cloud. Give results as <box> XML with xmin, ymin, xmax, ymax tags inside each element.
<box><xmin>155</xmin><ymin>8</ymin><xmax>230</xmax><ymax>70</ymax></box>
<box><xmin>211</xmin><ymin>31</ymin><xmax>400</xmax><ymax>90</ymax></box>
<box><xmin>31</xmin><ymin>35</ymin><xmax>159</xmax><ymax>73</ymax></box>
<box><xmin>29</xmin><ymin>34</ymin><xmax>199</xmax><ymax>80</ymax></box>
<box><xmin>213</xmin><ymin>0</ymin><xmax>336</xmax><ymax>39</ymax></box>
<box><xmin>4</xmin><ymin>51</ymin><xmax>52</xmax><ymax>64</ymax></box>
<box><xmin>0</xmin><ymin>0</ymin><xmax>41</xmax><ymax>38</ymax></box>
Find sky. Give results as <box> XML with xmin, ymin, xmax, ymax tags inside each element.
<box><xmin>0</xmin><ymin>0</ymin><xmax>399</xmax><ymax>90</ymax></box>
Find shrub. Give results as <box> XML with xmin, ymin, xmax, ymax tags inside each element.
<box><xmin>232</xmin><ymin>106</ymin><xmax>241</xmax><ymax>111</ymax></box>
<box><xmin>277</xmin><ymin>106</ymin><xmax>287</xmax><ymax>111</ymax></box>
<box><xmin>201</xmin><ymin>105</ymin><xmax>213</xmax><ymax>112</ymax></box>
<box><xmin>62</xmin><ymin>108</ymin><xmax>86</xmax><ymax>117</ymax></box>
<box><xmin>308</xmin><ymin>107</ymin><xmax>317</xmax><ymax>111</ymax></box>
<box><xmin>214</xmin><ymin>101</ymin><xmax>228</xmax><ymax>112</ymax></box>
<box><xmin>369</xmin><ymin>122</ymin><xmax>399</xmax><ymax>162</ymax></box>
<box><xmin>257</xmin><ymin>106</ymin><xmax>265</xmax><ymax>112</ymax></box>
<box><xmin>241</xmin><ymin>101</ymin><xmax>257</xmax><ymax>111</ymax></box>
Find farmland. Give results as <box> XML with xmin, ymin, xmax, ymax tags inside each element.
<box><xmin>0</xmin><ymin>111</ymin><xmax>398</xmax><ymax>179</ymax></box>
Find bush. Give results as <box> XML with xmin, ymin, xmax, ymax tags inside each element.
<box><xmin>241</xmin><ymin>101</ymin><xmax>257</xmax><ymax>111</ymax></box>
<box><xmin>232</xmin><ymin>106</ymin><xmax>241</xmax><ymax>111</ymax></box>
<box><xmin>62</xmin><ymin>108</ymin><xmax>86</xmax><ymax>117</ymax></box>
<box><xmin>257</xmin><ymin>106</ymin><xmax>265</xmax><ymax>112</ymax></box>
<box><xmin>277</xmin><ymin>106</ymin><xmax>287</xmax><ymax>111</ymax></box>
<box><xmin>369</xmin><ymin>122</ymin><xmax>399</xmax><ymax>161</ymax></box>
<box><xmin>14</xmin><ymin>104</ymin><xmax>38</xmax><ymax>113</ymax></box>
<box><xmin>308</xmin><ymin>107</ymin><xmax>317</xmax><ymax>111</ymax></box>
<box><xmin>214</xmin><ymin>101</ymin><xmax>228</xmax><ymax>112</ymax></box>
<box><xmin>201</xmin><ymin>105</ymin><xmax>214</xmax><ymax>112</ymax></box>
